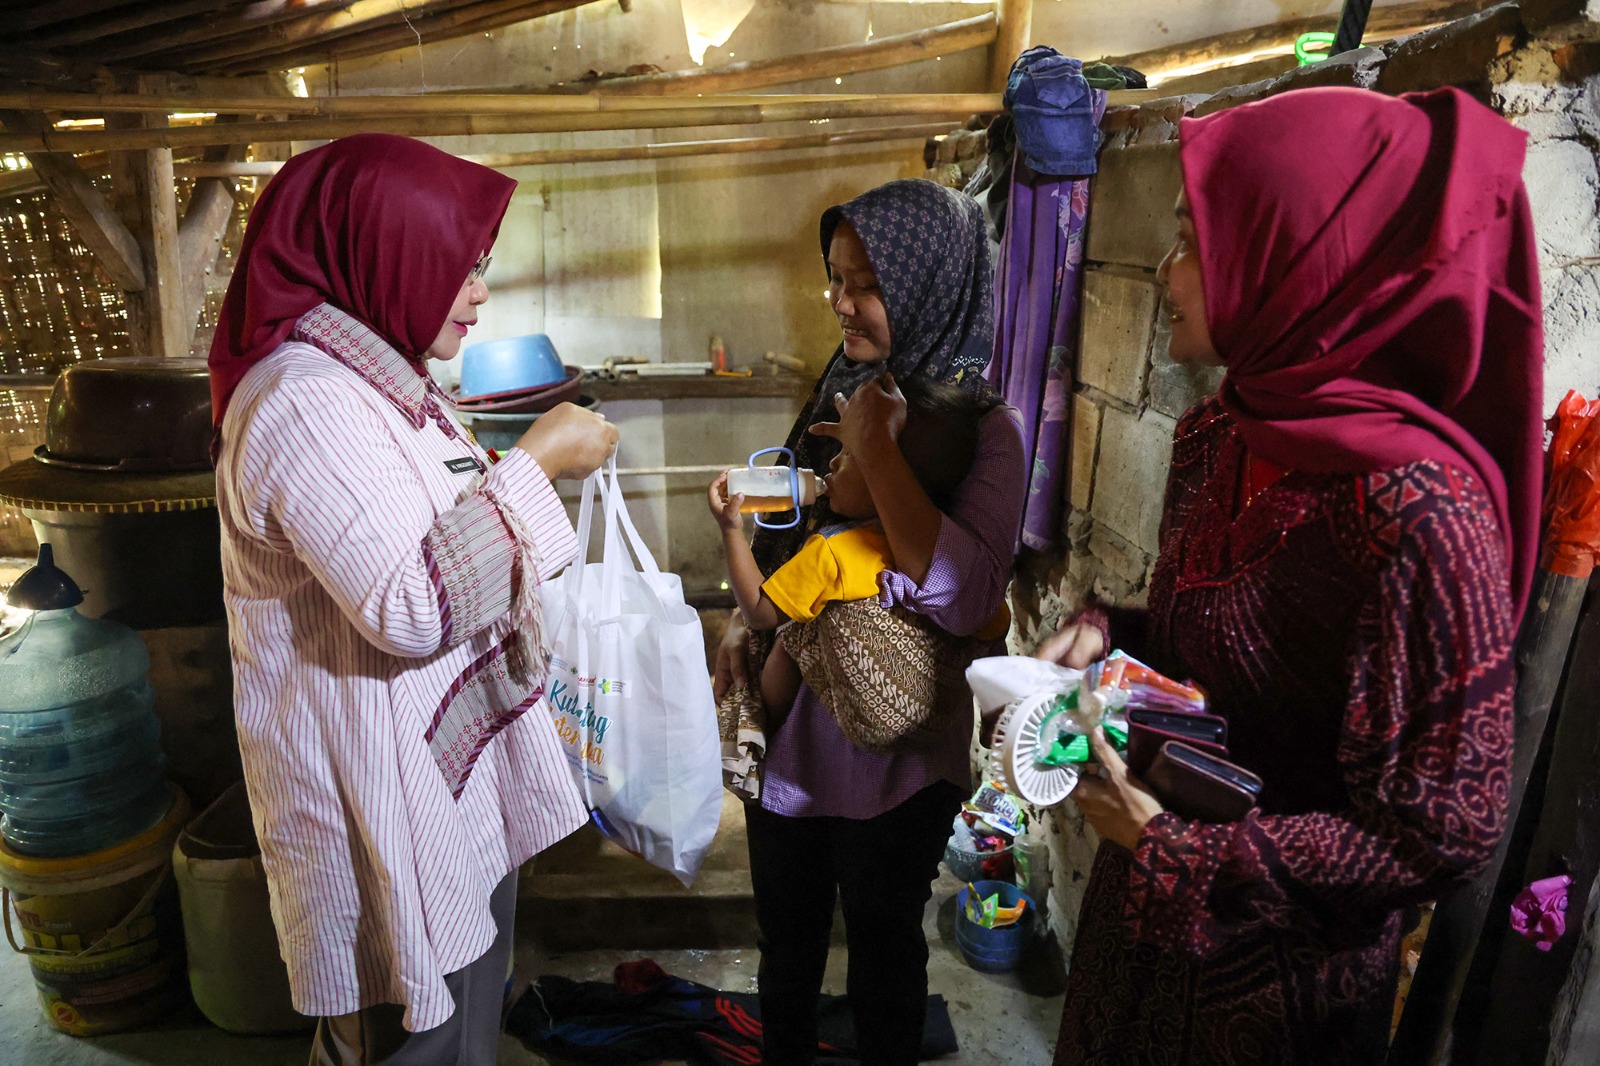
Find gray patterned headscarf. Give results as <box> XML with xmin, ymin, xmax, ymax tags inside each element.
<box><xmin>752</xmin><ymin>179</ymin><xmax>997</xmax><ymax>575</ymax></box>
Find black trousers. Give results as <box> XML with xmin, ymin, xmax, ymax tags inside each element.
<box><xmin>745</xmin><ymin>781</ymin><xmax>964</xmax><ymax>1066</ymax></box>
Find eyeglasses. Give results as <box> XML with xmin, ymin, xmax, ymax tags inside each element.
<box><xmin>468</xmin><ymin>252</ymin><xmax>492</xmax><ymax>283</ymax></box>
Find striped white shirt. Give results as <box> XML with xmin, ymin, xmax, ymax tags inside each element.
<box><xmin>216</xmin><ymin>311</ymin><xmax>585</xmax><ymax>1032</ymax></box>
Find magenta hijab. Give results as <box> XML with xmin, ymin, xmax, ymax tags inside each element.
<box><xmin>208</xmin><ymin>133</ymin><xmax>516</xmax><ymax>427</ymax></box>
<box><xmin>1180</xmin><ymin>86</ymin><xmax>1544</xmax><ymax>616</ymax></box>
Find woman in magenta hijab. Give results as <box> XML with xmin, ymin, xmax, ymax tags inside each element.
<box><xmin>1037</xmin><ymin>87</ymin><xmax>1542</xmax><ymax>1064</ymax></box>
<box><xmin>210</xmin><ymin>134</ymin><xmax>615</xmax><ymax>1064</ymax></box>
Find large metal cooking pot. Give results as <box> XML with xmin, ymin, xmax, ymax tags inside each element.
<box><xmin>0</xmin><ymin>357</ymin><xmax>220</xmax><ymax>627</ymax></box>
<box><xmin>36</xmin><ymin>357</ymin><xmax>212</xmax><ymax>473</ymax></box>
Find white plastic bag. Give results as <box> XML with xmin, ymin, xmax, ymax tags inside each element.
<box><xmin>539</xmin><ymin>458</ymin><xmax>722</xmax><ymax>885</ymax></box>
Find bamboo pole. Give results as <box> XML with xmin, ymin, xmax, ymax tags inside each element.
<box><xmin>0</xmin><ymin>90</ymin><xmax>987</xmax><ymax>118</ymax></box>
<box><xmin>989</xmin><ymin>0</ymin><xmax>1034</xmax><ymax>92</ymax></box>
<box><xmin>548</xmin><ymin>13</ymin><xmax>996</xmax><ymax>97</ymax></box>
<box><xmin>171</xmin><ymin>121</ymin><xmax>957</xmax><ymax>176</ymax></box>
<box><xmin>0</xmin><ymin>95</ymin><xmax>1001</xmax><ymax>154</ymax></box>
<box><xmin>1100</xmin><ymin>0</ymin><xmax>1489</xmax><ymax>78</ymax></box>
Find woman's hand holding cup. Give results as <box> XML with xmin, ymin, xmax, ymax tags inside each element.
<box><xmin>515</xmin><ymin>402</ymin><xmax>618</xmax><ymax>481</ymax></box>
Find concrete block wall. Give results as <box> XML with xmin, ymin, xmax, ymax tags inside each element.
<box><xmin>1017</xmin><ymin>1</ymin><xmax>1600</xmax><ymax>956</ymax></box>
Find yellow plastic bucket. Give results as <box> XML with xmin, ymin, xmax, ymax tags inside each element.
<box><xmin>0</xmin><ymin>785</ymin><xmax>190</xmax><ymax>1036</ymax></box>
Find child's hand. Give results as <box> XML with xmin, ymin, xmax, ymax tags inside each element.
<box><xmin>708</xmin><ymin>471</ymin><xmax>745</xmax><ymax>532</ymax></box>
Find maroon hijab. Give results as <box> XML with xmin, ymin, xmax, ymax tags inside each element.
<box><xmin>208</xmin><ymin>133</ymin><xmax>516</xmax><ymax>427</ymax></box>
<box><xmin>1180</xmin><ymin>86</ymin><xmax>1543</xmax><ymax>616</ymax></box>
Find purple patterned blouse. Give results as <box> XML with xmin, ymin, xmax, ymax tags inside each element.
<box><xmin>759</xmin><ymin>406</ymin><xmax>1027</xmax><ymax>819</ymax></box>
<box><xmin>1055</xmin><ymin>398</ymin><xmax>1516</xmax><ymax>1065</ymax></box>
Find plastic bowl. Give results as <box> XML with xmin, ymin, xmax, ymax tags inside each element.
<box><xmin>459</xmin><ymin>334</ymin><xmax>565</xmax><ymax>399</ymax></box>
<box><xmin>954</xmin><ymin>880</ymin><xmax>1034</xmax><ymax>974</ymax></box>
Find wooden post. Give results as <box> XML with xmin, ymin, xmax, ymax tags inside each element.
<box><xmin>1389</xmin><ymin>567</ymin><xmax>1593</xmax><ymax>1063</ymax></box>
<box><xmin>177</xmin><ymin>141</ymin><xmax>244</xmax><ymax>356</ymax></box>
<box><xmin>106</xmin><ymin>78</ymin><xmax>188</xmax><ymax>359</ymax></box>
<box><xmin>1470</xmin><ymin>576</ymin><xmax>1600</xmax><ymax>1062</ymax></box>
<box><xmin>989</xmin><ymin>0</ymin><xmax>1034</xmax><ymax>93</ymax></box>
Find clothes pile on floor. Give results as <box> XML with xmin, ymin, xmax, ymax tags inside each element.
<box><xmin>506</xmin><ymin>958</ymin><xmax>958</xmax><ymax>1064</ymax></box>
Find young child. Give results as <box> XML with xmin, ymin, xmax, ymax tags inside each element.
<box><xmin>708</xmin><ymin>376</ymin><xmax>1002</xmax><ymax>717</ymax></box>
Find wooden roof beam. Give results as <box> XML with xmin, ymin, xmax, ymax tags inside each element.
<box><xmin>0</xmin><ymin>45</ymin><xmax>120</xmax><ymax>92</ymax></box>
<box><xmin>134</xmin><ymin>0</ymin><xmax>548</xmax><ymax>69</ymax></box>
<box><xmin>543</xmin><ymin>12</ymin><xmax>995</xmax><ymax>97</ymax></box>
<box><xmin>91</xmin><ymin>1</ymin><xmax>319</xmax><ymax>64</ymax></box>
<box><xmin>26</xmin><ymin>0</ymin><xmax>254</xmax><ymax>51</ymax></box>
<box><xmin>9</xmin><ymin>0</ymin><xmax>150</xmax><ymax>35</ymax></box>
<box><xmin>0</xmin><ymin>109</ymin><xmax>145</xmax><ymax>291</ymax></box>
<box><xmin>206</xmin><ymin>0</ymin><xmax>604</xmax><ymax>74</ymax></box>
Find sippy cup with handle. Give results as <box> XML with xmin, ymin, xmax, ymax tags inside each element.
<box><xmin>726</xmin><ymin>447</ymin><xmax>827</xmax><ymax>529</ymax></box>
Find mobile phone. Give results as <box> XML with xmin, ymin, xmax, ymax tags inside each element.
<box><xmin>1166</xmin><ymin>742</ymin><xmax>1262</xmax><ymax>795</ymax></box>
<box><xmin>1125</xmin><ymin>709</ymin><xmax>1229</xmax><ymax>777</ymax></box>
<box><xmin>1143</xmin><ymin>740</ymin><xmax>1263</xmax><ymax>823</ymax></box>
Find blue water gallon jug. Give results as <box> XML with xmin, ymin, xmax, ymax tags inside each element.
<box><xmin>0</xmin><ymin>545</ymin><xmax>168</xmax><ymax>856</ymax></box>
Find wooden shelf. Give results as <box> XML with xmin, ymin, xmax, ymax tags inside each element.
<box><xmin>585</xmin><ymin>372</ymin><xmax>812</xmax><ymax>402</ymax></box>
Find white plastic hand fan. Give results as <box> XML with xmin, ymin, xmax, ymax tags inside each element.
<box><xmin>988</xmin><ymin>692</ymin><xmax>1082</xmax><ymax>807</ymax></box>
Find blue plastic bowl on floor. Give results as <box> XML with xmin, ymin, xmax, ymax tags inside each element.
<box><xmin>459</xmin><ymin>334</ymin><xmax>564</xmax><ymax>399</ymax></box>
<box><xmin>955</xmin><ymin>880</ymin><xmax>1034</xmax><ymax>974</ymax></box>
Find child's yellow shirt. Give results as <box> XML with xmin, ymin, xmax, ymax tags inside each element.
<box><xmin>762</xmin><ymin>524</ymin><xmax>1008</xmax><ymax>639</ymax></box>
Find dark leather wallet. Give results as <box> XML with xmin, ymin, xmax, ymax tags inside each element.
<box><xmin>1125</xmin><ymin>709</ymin><xmax>1229</xmax><ymax>777</ymax></box>
<box><xmin>1143</xmin><ymin>740</ymin><xmax>1263</xmax><ymax>823</ymax></box>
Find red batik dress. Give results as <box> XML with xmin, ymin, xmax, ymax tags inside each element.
<box><xmin>1053</xmin><ymin>398</ymin><xmax>1516</xmax><ymax>1065</ymax></box>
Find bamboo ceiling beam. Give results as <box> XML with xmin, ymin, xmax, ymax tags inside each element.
<box><xmin>547</xmin><ymin>12</ymin><xmax>995</xmax><ymax>97</ymax></box>
<box><xmin>28</xmin><ymin>0</ymin><xmax>247</xmax><ymax>51</ymax></box>
<box><xmin>10</xmin><ymin>0</ymin><xmax>152</xmax><ymax>35</ymax></box>
<box><xmin>988</xmin><ymin>0</ymin><xmax>1033</xmax><ymax>93</ymax></box>
<box><xmin>0</xmin><ymin>46</ymin><xmax>119</xmax><ymax>92</ymax></box>
<box><xmin>139</xmin><ymin>0</ymin><xmax>485</xmax><ymax>67</ymax></box>
<box><xmin>211</xmin><ymin>0</ymin><xmax>603</xmax><ymax>74</ymax></box>
<box><xmin>0</xmin><ymin>90</ymin><xmax>981</xmax><ymax>119</ymax></box>
<box><xmin>167</xmin><ymin>0</ymin><xmax>597</xmax><ymax>72</ymax></box>
<box><xmin>92</xmin><ymin>1</ymin><xmax>317</xmax><ymax>64</ymax></box>
<box><xmin>1100</xmin><ymin>0</ymin><xmax>1491</xmax><ymax>77</ymax></box>
<box><xmin>0</xmin><ymin>96</ymin><xmax>999</xmax><ymax>154</ymax></box>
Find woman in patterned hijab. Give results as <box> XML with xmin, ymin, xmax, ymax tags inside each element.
<box><xmin>752</xmin><ymin>178</ymin><xmax>1002</xmax><ymax>574</ymax></box>
<box><xmin>716</xmin><ymin>178</ymin><xmax>1026</xmax><ymax>1065</ymax></box>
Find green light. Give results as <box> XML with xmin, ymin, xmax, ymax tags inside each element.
<box><xmin>1295</xmin><ymin>31</ymin><xmax>1336</xmax><ymax>66</ymax></box>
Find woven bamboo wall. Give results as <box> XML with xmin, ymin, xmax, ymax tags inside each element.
<box><xmin>0</xmin><ymin>165</ymin><xmax>255</xmax><ymax>557</ymax></box>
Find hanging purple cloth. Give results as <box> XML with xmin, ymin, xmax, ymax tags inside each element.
<box><xmin>987</xmin><ymin>91</ymin><xmax>1105</xmax><ymax>551</ymax></box>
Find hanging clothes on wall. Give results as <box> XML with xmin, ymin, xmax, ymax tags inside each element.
<box><xmin>986</xmin><ymin>47</ymin><xmax>1107</xmax><ymax>551</ymax></box>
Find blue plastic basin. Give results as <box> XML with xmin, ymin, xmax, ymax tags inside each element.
<box><xmin>954</xmin><ymin>880</ymin><xmax>1035</xmax><ymax>974</ymax></box>
<box><xmin>459</xmin><ymin>334</ymin><xmax>564</xmax><ymax>398</ymax></box>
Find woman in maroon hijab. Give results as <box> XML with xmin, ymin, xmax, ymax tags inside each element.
<box><xmin>1037</xmin><ymin>87</ymin><xmax>1542</xmax><ymax>1063</ymax></box>
<box><xmin>210</xmin><ymin>134</ymin><xmax>615</xmax><ymax>1064</ymax></box>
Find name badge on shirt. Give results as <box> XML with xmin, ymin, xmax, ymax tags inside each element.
<box><xmin>445</xmin><ymin>456</ymin><xmax>481</xmax><ymax>474</ymax></box>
